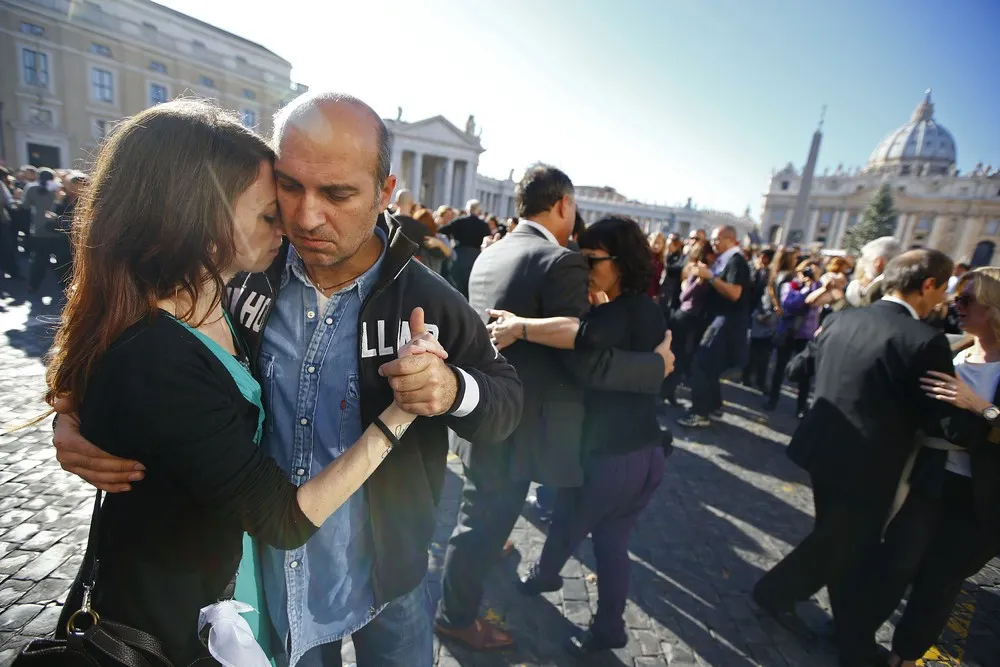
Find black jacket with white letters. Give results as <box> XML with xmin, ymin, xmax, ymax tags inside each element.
<box><xmin>225</xmin><ymin>215</ymin><xmax>523</xmax><ymax>606</ymax></box>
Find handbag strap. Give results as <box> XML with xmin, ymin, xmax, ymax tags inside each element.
<box><xmin>98</xmin><ymin>622</ymin><xmax>176</xmax><ymax>667</ymax></box>
<box><xmin>85</xmin><ymin>626</ymin><xmax>156</xmax><ymax>667</ymax></box>
<box><xmin>79</xmin><ymin>489</ymin><xmax>104</xmax><ymax>613</ymax></box>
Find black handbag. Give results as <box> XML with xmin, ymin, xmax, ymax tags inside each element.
<box><xmin>12</xmin><ymin>490</ymin><xmax>177</xmax><ymax>667</ymax></box>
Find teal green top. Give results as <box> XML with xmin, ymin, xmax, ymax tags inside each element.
<box><xmin>170</xmin><ymin>312</ymin><xmax>264</xmax><ymax>445</ymax></box>
<box><xmin>168</xmin><ymin>312</ymin><xmax>275</xmax><ymax>663</ymax></box>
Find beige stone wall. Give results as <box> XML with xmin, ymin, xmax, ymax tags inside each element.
<box><xmin>1</xmin><ymin>0</ymin><xmax>295</xmax><ymax>170</ymax></box>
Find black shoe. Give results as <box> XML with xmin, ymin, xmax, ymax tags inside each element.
<box><xmin>751</xmin><ymin>588</ymin><xmax>815</xmax><ymax>641</ymax></box>
<box><xmin>525</xmin><ymin>495</ymin><xmax>553</xmax><ymax>523</ymax></box>
<box><xmin>565</xmin><ymin>629</ymin><xmax>627</xmax><ymax>656</ymax></box>
<box><xmin>517</xmin><ymin>566</ymin><xmax>562</xmax><ymax>596</ymax></box>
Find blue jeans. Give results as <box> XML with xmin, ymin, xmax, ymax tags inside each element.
<box><xmin>295</xmin><ymin>578</ymin><xmax>432</xmax><ymax>667</ymax></box>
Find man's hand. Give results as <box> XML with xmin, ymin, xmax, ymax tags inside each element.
<box><xmin>655</xmin><ymin>331</ymin><xmax>675</xmax><ymax>378</ymax></box>
<box><xmin>52</xmin><ymin>398</ymin><xmax>145</xmax><ymax>493</ymax></box>
<box><xmin>481</xmin><ymin>233</ymin><xmax>502</xmax><ymax>250</ymax></box>
<box><xmin>378</xmin><ymin>307</ymin><xmax>458</xmax><ymax>416</ymax></box>
<box><xmin>695</xmin><ymin>263</ymin><xmax>714</xmax><ymax>281</ymax></box>
<box><xmin>486</xmin><ymin>309</ymin><xmax>522</xmax><ymax>350</ymax></box>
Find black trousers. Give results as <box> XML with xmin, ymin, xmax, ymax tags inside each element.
<box><xmin>768</xmin><ymin>337</ymin><xmax>809</xmax><ymax>412</ymax></box>
<box><xmin>753</xmin><ymin>479</ymin><xmax>887</xmax><ymax>661</ymax></box>
<box><xmin>742</xmin><ymin>337</ymin><xmax>773</xmax><ymax>390</ymax></box>
<box><xmin>689</xmin><ymin>322</ymin><xmax>731</xmax><ymax>417</ymax></box>
<box><xmin>661</xmin><ymin>310</ymin><xmax>705</xmax><ymax>400</ymax></box>
<box><xmin>844</xmin><ymin>471</ymin><xmax>1000</xmax><ymax>661</ymax></box>
<box><xmin>0</xmin><ymin>220</ymin><xmax>21</xmax><ymax>278</ymax></box>
<box><xmin>435</xmin><ymin>464</ymin><xmax>531</xmax><ymax>629</ymax></box>
<box><xmin>29</xmin><ymin>235</ymin><xmax>72</xmax><ymax>291</ymax></box>
<box><xmin>535</xmin><ymin>446</ymin><xmax>665</xmax><ymax>643</ymax></box>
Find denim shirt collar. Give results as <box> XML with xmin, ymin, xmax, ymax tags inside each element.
<box><xmin>279</xmin><ymin>227</ymin><xmax>387</xmax><ymax>303</ymax></box>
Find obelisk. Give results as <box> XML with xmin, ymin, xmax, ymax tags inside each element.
<box><xmin>787</xmin><ymin>108</ymin><xmax>824</xmax><ymax>243</ymax></box>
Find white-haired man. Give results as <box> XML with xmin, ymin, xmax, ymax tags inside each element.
<box><xmin>438</xmin><ymin>198</ymin><xmax>491</xmax><ymax>298</ymax></box>
<box><xmin>846</xmin><ymin>236</ymin><xmax>903</xmax><ymax>307</ymax></box>
<box><xmin>51</xmin><ymin>92</ymin><xmax>523</xmax><ymax>667</ymax></box>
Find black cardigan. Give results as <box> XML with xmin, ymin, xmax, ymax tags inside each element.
<box><xmin>576</xmin><ymin>292</ymin><xmax>667</xmax><ymax>457</ymax></box>
<box><xmin>63</xmin><ymin>314</ymin><xmax>318</xmax><ymax>666</ymax></box>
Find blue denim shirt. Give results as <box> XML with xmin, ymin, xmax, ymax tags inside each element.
<box><xmin>258</xmin><ymin>232</ymin><xmax>387</xmax><ymax>666</ymax></box>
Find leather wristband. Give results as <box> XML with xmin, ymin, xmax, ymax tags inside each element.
<box><xmin>372</xmin><ymin>416</ymin><xmax>403</xmax><ymax>450</ymax></box>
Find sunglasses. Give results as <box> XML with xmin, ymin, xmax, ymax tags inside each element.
<box><xmin>585</xmin><ymin>255</ymin><xmax>617</xmax><ymax>268</ymax></box>
<box><xmin>954</xmin><ymin>294</ymin><xmax>976</xmax><ymax>309</ymax></box>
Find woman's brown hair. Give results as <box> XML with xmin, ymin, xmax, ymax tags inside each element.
<box><xmin>46</xmin><ymin>99</ymin><xmax>275</xmax><ymax>409</ymax></box>
<box><xmin>413</xmin><ymin>208</ymin><xmax>437</xmax><ymax>235</ymax></box>
<box><xmin>825</xmin><ymin>256</ymin><xmax>848</xmax><ymax>275</ymax></box>
<box><xmin>687</xmin><ymin>240</ymin><xmax>714</xmax><ymax>266</ymax></box>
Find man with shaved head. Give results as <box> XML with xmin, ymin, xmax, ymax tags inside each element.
<box><xmin>52</xmin><ymin>91</ymin><xmax>523</xmax><ymax>667</ymax></box>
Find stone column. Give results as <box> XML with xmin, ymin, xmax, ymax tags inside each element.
<box><xmin>830</xmin><ymin>210</ymin><xmax>846</xmax><ymax>248</ymax></box>
<box><xmin>895</xmin><ymin>213</ymin><xmax>910</xmax><ymax>244</ymax></box>
<box><xmin>926</xmin><ymin>214</ymin><xmax>946</xmax><ymax>251</ymax></box>
<box><xmin>411</xmin><ymin>152</ymin><xmax>423</xmax><ymax>202</ymax></box>
<box><xmin>452</xmin><ymin>162</ymin><xmax>466</xmax><ymax>205</ymax></box>
<box><xmin>441</xmin><ymin>159</ymin><xmax>454</xmax><ymax>208</ymax></box>
<box><xmin>390</xmin><ymin>143</ymin><xmax>403</xmax><ymax>181</ymax></box>
<box><xmin>465</xmin><ymin>160</ymin><xmax>478</xmax><ymax>210</ymax></box>
<box><xmin>956</xmin><ymin>216</ymin><xmax>984</xmax><ymax>262</ymax></box>
<box><xmin>804</xmin><ymin>209</ymin><xmax>820</xmax><ymax>244</ymax></box>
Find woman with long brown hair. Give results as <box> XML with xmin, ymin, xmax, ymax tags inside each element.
<box><xmin>43</xmin><ymin>100</ymin><xmax>426</xmax><ymax>666</ymax></box>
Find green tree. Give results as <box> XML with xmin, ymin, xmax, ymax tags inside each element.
<box><xmin>844</xmin><ymin>183</ymin><xmax>898</xmax><ymax>254</ymax></box>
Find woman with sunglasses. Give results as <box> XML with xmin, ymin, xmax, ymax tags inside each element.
<box><xmin>848</xmin><ymin>268</ymin><xmax>1000</xmax><ymax>667</ymax></box>
<box><xmin>486</xmin><ymin>216</ymin><xmax>673</xmax><ymax>656</ymax></box>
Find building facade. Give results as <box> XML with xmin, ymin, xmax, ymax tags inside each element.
<box><xmin>761</xmin><ymin>91</ymin><xmax>1000</xmax><ymax>264</ymax></box>
<box><xmin>473</xmin><ymin>176</ymin><xmax>755</xmax><ymax>239</ymax></box>
<box><xmin>1</xmin><ymin>0</ymin><xmax>306</xmax><ymax>170</ymax></box>
<box><xmin>385</xmin><ymin>112</ymin><xmax>483</xmax><ymax>210</ymax></box>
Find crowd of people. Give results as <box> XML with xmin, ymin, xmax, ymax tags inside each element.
<box><xmin>1</xmin><ymin>165</ymin><xmax>89</xmax><ymax>293</ymax></box>
<box><xmin>0</xmin><ymin>89</ymin><xmax>992</xmax><ymax>667</ymax></box>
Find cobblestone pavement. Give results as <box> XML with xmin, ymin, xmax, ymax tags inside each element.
<box><xmin>0</xmin><ymin>276</ymin><xmax>997</xmax><ymax>666</ymax></box>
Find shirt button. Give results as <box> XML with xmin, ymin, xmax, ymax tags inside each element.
<box><xmin>307</xmin><ymin>366</ymin><xmax>316</xmax><ymax>374</ymax></box>
<box><xmin>307</xmin><ymin>311</ymin><xmax>315</xmax><ymax>319</ymax></box>
<box><xmin>325</xmin><ymin>317</ymin><xmax>333</xmax><ymax>325</ymax></box>
<box><xmin>289</xmin><ymin>561</ymin><xmax>299</xmax><ymax>569</ymax></box>
<box><xmin>299</xmin><ymin>418</ymin><xmax>308</xmax><ymax>426</ymax></box>
<box><xmin>295</xmin><ymin>468</ymin><xmax>306</xmax><ymax>476</ymax></box>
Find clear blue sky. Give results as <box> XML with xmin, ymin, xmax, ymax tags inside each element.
<box><xmin>157</xmin><ymin>0</ymin><xmax>1000</xmax><ymax>217</ymax></box>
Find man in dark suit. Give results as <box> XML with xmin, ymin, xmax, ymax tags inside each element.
<box><xmin>438</xmin><ymin>199</ymin><xmax>491</xmax><ymax>298</ymax></box>
<box><xmin>752</xmin><ymin>249</ymin><xmax>961</xmax><ymax>667</ymax></box>
<box><xmin>434</xmin><ymin>165</ymin><xmax>670</xmax><ymax>651</ymax></box>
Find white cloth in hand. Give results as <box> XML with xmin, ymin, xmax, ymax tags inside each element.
<box><xmin>198</xmin><ymin>600</ymin><xmax>270</xmax><ymax>667</ymax></box>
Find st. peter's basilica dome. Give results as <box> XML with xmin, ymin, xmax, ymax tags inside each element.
<box><xmin>867</xmin><ymin>90</ymin><xmax>956</xmax><ymax>175</ymax></box>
